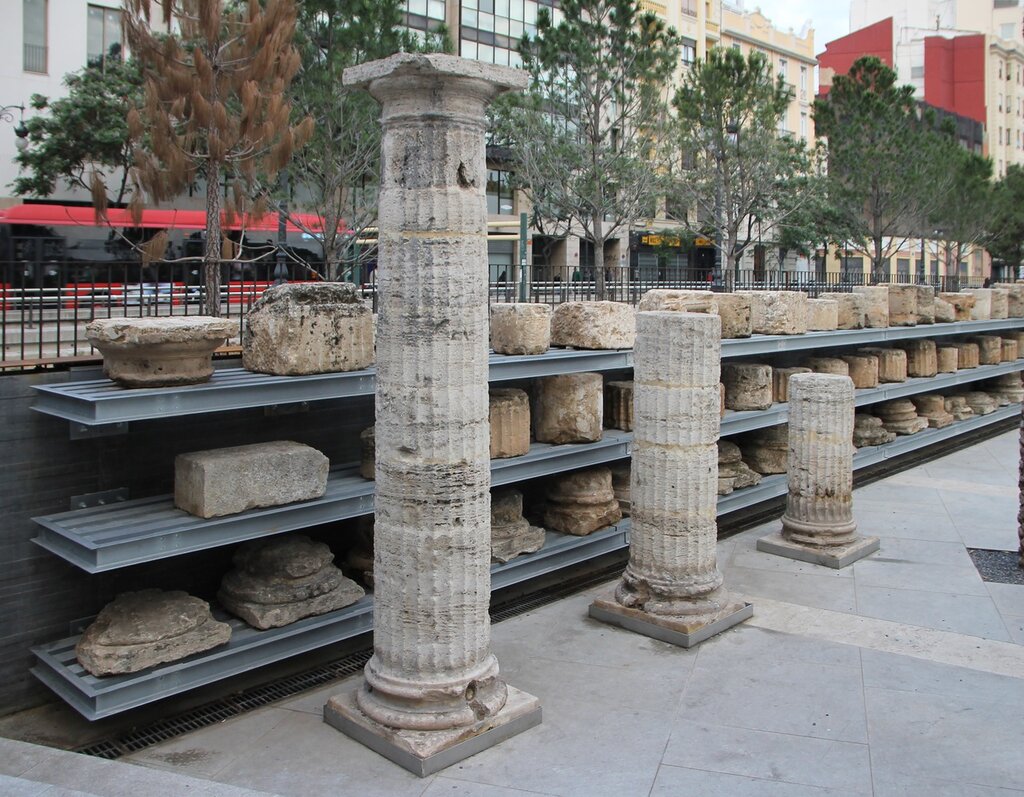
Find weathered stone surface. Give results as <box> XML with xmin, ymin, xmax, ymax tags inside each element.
<box><xmin>610</xmin><ymin>461</ymin><xmax>631</xmax><ymax>516</ymax></box>
<box><xmin>490</xmin><ymin>488</ymin><xmax>545</xmax><ymax>563</ymax></box>
<box><xmin>772</xmin><ymin>366</ymin><xmax>812</xmax><ymax>403</ymax></box>
<box><xmin>937</xmin><ymin>346</ymin><xmax>959</xmax><ymax>373</ymax></box>
<box><xmin>819</xmin><ymin>292</ymin><xmax>866</xmax><ymax>330</ymax></box>
<box><xmin>898</xmin><ymin>339</ymin><xmax>938</xmax><ymax>378</ymax></box>
<box><xmin>604</xmin><ymin>380</ymin><xmax>634</xmax><ymax>431</ymax></box>
<box><xmin>550</xmin><ymin>301</ymin><xmax>635</xmax><ymax>350</ymax></box>
<box><xmin>489</xmin><ymin>388</ymin><xmax>531</xmax><ymax>458</ymax></box>
<box><xmin>840</xmin><ymin>354</ymin><xmax>879</xmax><ymax>388</ymax></box>
<box><xmin>721</xmin><ymin>362</ymin><xmax>773</xmax><ymax>410</ymax></box>
<box><xmin>858</xmin><ymin>348</ymin><xmax>907</xmax><ymax>383</ymax></box>
<box><xmin>806</xmin><ymin>357</ymin><xmax>849</xmax><ymax>376</ymax></box>
<box><xmin>175</xmin><ymin>441</ymin><xmax>329</xmax><ymax>518</ymax></box>
<box><xmin>1003</xmin><ymin>338</ymin><xmax>1020</xmax><ymax>362</ymax></box>
<box><xmin>638</xmin><ymin>289</ymin><xmax>717</xmax><ymax>313</ymax></box>
<box><xmin>970</xmin><ymin>336</ymin><xmax>1003</xmax><ymax>365</ymax></box>
<box><xmin>218</xmin><ymin>535</ymin><xmax>364</xmax><ymax>630</ymax></box>
<box><xmin>852</xmin><ymin>413</ymin><xmax>895</xmax><ymax>448</ymax></box>
<box><xmin>738</xmin><ymin>291</ymin><xmax>808</xmax><ymax>335</ymax></box>
<box><xmin>242</xmin><ymin>283</ymin><xmax>373</xmax><ymax>375</ymax></box>
<box><xmin>952</xmin><ymin>341</ymin><xmax>980</xmax><ymax>369</ymax></box>
<box><xmin>807</xmin><ymin>298</ymin><xmax>839</xmax><ymax>331</ymax></box>
<box><xmin>715</xmin><ymin>293</ymin><xmax>754</xmax><ymax>338</ymax></box>
<box><xmin>937</xmin><ymin>292</ymin><xmax>976</xmax><ymax>321</ymax></box>
<box><xmin>532</xmin><ymin>372</ymin><xmax>603</xmax><ymax>444</ymax></box>
<box><xmin>987</xmin><ymin>372</ymin><xmax>1024</xmax><ymax>404</ymax></box>
<box><xmin>881</xmin><ymin>284</ymin><xmax>918</xmax><ymax>326</ymax></box>
<box><xmin>967</xmin><ymin>288</ymin><xmax>993</xmax><ymax>320</ymax></box>
<box><xmin>993</xmin><ymin>283</ymin><xmax>1024</xmax><ymax>317</ymax></box>
<box><xmin>963</xmin><ymin>390</ymin><xmax>998</xmax><ymax>415</ymax></box>
<box><xmin>933</xmin><ymin>297</ymin><xmax>956</xmax><ymax>323</ymax></box>
<box><xmin>910</xmin><ymin>394</ymin><xmax>955</xmax><ymax>428</ymax></box>
<box><xmin>86</xmin><ymin>316</ymin><xmax>238</xmax><ymax>388</ymax></box>
<box><xmin>915</xmin><ymin>285</ymin><xmax>936</xmax><ymax>324</ymax></box>
<box><xmin>742</xmin><ymin>424</ymin><xmax>789</xmax><ymax>474</ymax></box>
<box><xmin>874</xmin><ymin>399</ymin><xmax>928</xmax><ymax>435</ymax></box>
<box><xmin>359</xmin><ymin>426</ymin><xmax>375</xmax><ymax>480</ymax></box>
<box><xmin>852</xmin><ymin>286</ymin><xmax>890</xmax><ymax>327</ymax></box>
<box><xmin>718</xmin><ymin>439</ymin><xmax>761</xmax><ymax>495</ymax></box>
<box><xmin>76</xmin><ymin>589</ymin><xmax>231</xmax><ymax>676</ymax></box>
<box><xmin>1007</xmin><ymin>331</ymin><xmax>1024</xmax><ymax>352</ymax></box>
<box><xmin>719</xmin><ymin>382</ymin><xmax>726</xmax><ymax>418</ymax></box>
<box><xmin>543</xmin><ymin>466</ymin><xmax>622</xmax><ymax>536</ymax></box>
<box><xmin>990</xmin><ymin>288</ymin><xmax>1010</xmax><ymax>319</ymax></box>
<box><xmin>489</xmin><ymin>303</ymin><xmax>551</xmax><ymax>355</ymax></box>
<box><xmin>944</xmin><ymin>395</ymin><xmax>975</xmax><ymax>421</ymax></box>
<box><xmin>343</xmin><ymin>517</ymin><xmax>375</xmax><ymax>589</ymax></box>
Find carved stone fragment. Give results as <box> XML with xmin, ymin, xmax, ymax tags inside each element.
<box><xmin>638</xmin><ymin>289</ymin><xmax>717</xmax><ymax>313</ymax></box>
<box><xmin>772</xmin><ymin>366</ymin><xmax>812</xmax><ymax>403</ymax></box>
<box><xmin>532</xmin><ymin>373</ymin><xmax>603</xmax><ymax>444</ymax></box>
<box><xmin>742</xmin><ymin>424</ymin><xmax>789</xmax><ymax>474</ymax></box>
<box><xmin>944</xmin><ymin>395</ymin><xmax>975</xmax><ymax>421</ymax></box>
<box><xmin>858</xmin><ymin>347</ymin><xmax>907</xmax><ymax>383</ymax></box>
<box><xmin>1002</xmin><ymin>338</ymin><xmax>1020</xmax><ymax>362</ymax></box>
<box><xmin>738</xmin><ymin>290</ymin><xmax>808</xmax><ymax>335</ymax></box>
<box><xmin>910</xmin><ymin>394</ymin><xmax>955</xmax><ymax>428</ymax></box>
<box><xmin>990</xmin><ymin>288</ymin><xmax>1010</xmax><ymax>319</ymax></box>
<box><xmin>543</xmin><ymin>467</ymin><xmax>622</xmax><ymax>536</ymax></box>
<box><xmin>881</xmin><ymin>284</ymin><xmax>917</xmax><ymax>326</ymax></box>
<box><xmin>489</xmin><ymin>388</ymin><xmax>531</xmax><ymax>458</ymax></box>
<box><xmin>715</xmin><ymin>293</ymin><xmax>754</xmax><ymax>338</ymax></box>
<box><xmin>937</xmin><ymin>292</ymin><xmax>976</xmax><ymax>321</ymax></box>
<box><xmin>718</xmin><ymin>439</ymin><xmax>761</xmax><ymax>495</ymax></box>
<box><xmin>852</xmin><ymin>413</ymin><xmax>896</xmax><ymax>448</ymax></box>
<box><xmin>874</xmin><ymin>399</ymin><xmax>928</xmax><ymax>434</ymax></box>
<box><xmin>721</xmin><ymin>362</ymin><xmax>773</xmax><ymax>410</ymax></box>
<box><xmin>968</xmin><ymin>288</ymin><xmax>993</xmax><ymax>320</ymax></box>
<box><xmin>898</xmin><ymin>339</ymin><xmax>938</xmax><ymax>378</ymax></box>
<box><xmin>936</xmin><ymin>346</ymin><xmax>959</xmax><ymax>373</ymax></box>
<box><xmin>840</xmin><ymin>354</ymin><xmax>880</xmax><ymax>388</ymax></box>
<box><xmin>604</xmin><ymin>380</ymin><xmax>634</xmax><ymax>431</ymax></box>
<box><xmin>806</xmin><ymin>357</ymin><xmax>849</xmax><ymax>376</ymax></box>
<box><xmin>933</xmin><ymin>297</ymin><xmax>956</xmax><ymax>324</ymax></box>
<box><xmin>993</xmin><ymin>283</ymin><xmax>1024</xmax><ymax>317</ymax></box>
<box><xmin>489</xmin><ymin>303</ymin><xmax>551</xmax><ymax>355</ymax></box>
<box><xmin>987</xmin><ymin>372</ymin><xmax>1024</xmax><ymax>404</ymax></box>
<box><xmin>915</xmin><ymin>285</ymin><xmax>936</xmax><ymax>324</ymax></box>
<box><xmin>952</xmin><ymin>342</ymin><xmax>980</xmax><ymax>369</ymax></box>
<box><xmin>852</xmin><ymin>286</ymin><xmax>890</xmax><ymax>327</ymax></box>
<box><xmin>962</xmin><ymin>390</ymin><xmax>998</xmax><ymax>415</ymax></box>
<box><xmin>490</xmin><ymin>489</ymin><xmax>545</xmax><ymax>563</ymax></box>
<box><xmin>818</xmin><ymin>292</ymin><xmax>866</xmax><ymax>330</ymax></box>
<box><xmin>970</xmin><ymin>335</ymin><xmax>1003</xmax><ymax>365</ymax></box>
<box><xmin>807</xmin><ymin>298</ymin><xmax>839</xmax><ymax>331</ymax></box>
<box><xmin>550</xmin><ymin>301</ymin><xmax>635</xmax><ymax>350</ymax></box>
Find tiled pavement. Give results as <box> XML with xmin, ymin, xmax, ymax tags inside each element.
<box><xmin>3</xmin><ymin>430</ymin><xmax>1023</xmax><ymax>796</ymax></box>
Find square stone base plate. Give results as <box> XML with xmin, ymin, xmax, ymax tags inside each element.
<box><xmin>589</xmin><ymin>595</ymin><xmax>753</xmax><ymax>648</ymax></box>
<box><xmin>756</xmin><ymin>531</ymin><xmax>880</xmax><ymax>569</ymax></box>
<box><xmin>323</xmin><ymin>684</ymin><xmax>541</xmax><ymax>777</ymax></box>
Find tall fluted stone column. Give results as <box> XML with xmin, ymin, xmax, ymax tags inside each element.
<box><xmin>590</xmin><ymin>312</ymin><xmax>751</xmax><ymax>647</ymax></box>
<box><xmin>325</xmin><ymin>54</ymin><xmax>538</xmax><ymax>776</ymax></box>
<box><xmin>757</xmin><ymin>373</ymin><xmax>880</xmax><ymax>569</ymax></box>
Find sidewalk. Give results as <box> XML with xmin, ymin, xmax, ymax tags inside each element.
<box><xmin>3</xmin><ymin>430</ymin><xmax>1023</xmax><ymax>796</ymax></box>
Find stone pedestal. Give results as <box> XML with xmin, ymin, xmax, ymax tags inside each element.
<box><xmin>991</xmin><ymin>288</ymin><xmax>1010</xmax><ymax>319</ymax></box>
<box><xmin>638</xmin><ymin>289</ymin><xmax>717</xmax><ymax>313</ymax></box>
<box><xmin>591</xmin><ymin>311</ymin><xmax>750</xmax><ymax>647</ymax></box>
<box><xmin>490</xmin><ymin>489</ymin><xmax>545</xmax><ymax>563</ymax></box>
<box><xmin>490</xmin><ymin>304</ymin><xmax>551</xmax><ymax>355</ymax></box>
<box><xmin>1002</xmin><ymin>338</ymin><xmax>1020</xmax><ymax>362</ymax></box>
<box><xmin>325</xmin><ymin>54</ymin><xmax>539</xmax><ymax>776</ymax></box>
<box><xmin>937</xmin><ymin>292</ymin><xmax>976</xmax><ymax>321</ymax></box>
<box><xmin>971</xmin><ymin>336</ymin><xmax>1003</xmax><ymax>365</ymax></box>
<box><xmin>742</xmin><ymin>424</ymin><xmax>789</xmax><ymax>474</ymax></box>
<box><xmin>987</xmin><ymin>372</ymin><xmax>1024</xmax><ymax>404</ymax></box>
<box><xmin>852</xmin><ymin>413</ymin><xmax>895</xmax><ymax>448</ymax></box>
<box><xmin>76</xmin><ymin>589</ymin><xmax>231</xmax><ymax>676</ymax></box>
<box><xmin>604</xmin><ymin>380</ymin><xmax>634</xmax><ymax>431</ymax></box>
<box><xmin>610</xmin><ymin>462</ymin><xmax>631</xmax><ymax>516</ymax></box>
<box><xmin>543</xmin><ymin>467</ymin><xmax>622</xmax><ymax>536</ymax></box>
<box><xmin>360</xmin><ymin>426</ymin><xmax>375</xmax><ymax>480</ymax></box>
<box><xmin>934</xmin><ymin>297</ymin><xmax>955</xmax><ymax>323</ymax></box>
<box><xmin>968</xmin><ymin>289</ymin><xmax>993</xmax><ymax>320</ymax></box>
<box><xmin>807</xmin><ymin>298</ymin><xmax>839</xmax><ymax>331</ymax></box>
<box><xmin>944</xmin><ymin>395</ymin><xmax>975</xmax><ymax>421</ymax></box>
<box><xmin>86</xmin><ymin>317</ymin><xmax>238</xmax><ymax>387</ymax></box>
<box><xmin>910</xmin><ymin>394</ymin><xmax>955</xmax><ymax>428</ymax></box>
<box><xmin>915</xmin><ymin>285</ymin><xmax>936</xmax><ymax>324</ymax></box>
<box><xmin>718</xmin><ymin>439</ymin><xmax>762</xmax><ymax>495</ymax></box>
<box><xmin>852</xmin><ymin>286</ymin><xmax>890</xmax><ymax>328</ymax></box>
<box><xmin>489</xmin><ymin>389</ymin><xmax>531</xmax><ymax>458</ymax></box>
<box><xmin>952</xmin><ymin>342</ymin><xmax>980</xmax><ymax>369</ymax></box>
<box><xmin>874</xmin><ymin>400</ymin><xmax>928</xmax><ymax>434</ymax></box>
<box><xmin>550</xmin><ymin>301</ymin><xmax>635</xmax><ymax>349</ymax></box>
<box><xmin>242</xmin><ymin>283</ymin><xmax>374</xmax><ymax>375</ymax></box>
<box><xmin>819</xmin><ymin>292</ymin><xmax>866</xmax><ymax>330</ymax></box>
<box><xmin>757</xmin><ymin>373</ymin><xmax>878</xmax><ymax>569</ymax></box>
<box><xmin>858</xmin><ymin>348</ymin><xmax>907</xmax><ymax>383</ymax></box>
<box><xmin>175</xmin><ymin>441</ymin><xmax>330</xmax><ymax>518</ymax></box>
<box><xmin>772</xmin><ymin>366</ymin><xmax>812</xmax><ymax>403</ymax></box>
<box><xmin>840</xmin><ymin>354</ymin><xmax>879</xmax><ymax>388</ymax></box>
<box><xmin>806</xmin><ymin>357</ymin><xmax>850</xmax><ymax>376</ymax></box>
<box><xmin>721</xmin><ymin>362</ymin><xmax>773</xmax><ymax>410</ymax></box>
<box><xmin>739</xmin><ymin>291</ymin><xmax>808</xmax><ymax>335</ymax></box>
<box><xmin>936</xmin><ymin>346</ymin><xmax>959</xmax><ymax>373</ymax></box>
<box><xmin>532</xmin><ymin>373</ymin><xmax>603</xmax><ymax>444</ymax></box>
<box><xmin>899</xmin><ymin>339</ymin><xmax>938</xmax><ymax>378</ymax></box>
<box><xmin>963</xmin><ymin>391</ymin><xmax>998</xmax><ymax>415</ymax></box>
<box><xmin>218</xmin><ymin>535</ymin><xmax>364</xmax><ymax>629</ymax></box>
<box><xmin>881</xmin><ymin>284</ymin><xmax>917</xmax><ymax>326</ymax></box>
<box><xmin>994</xmin><ymin>283</ymin><xmax>1024</xmax><ymax>317</ymax></box>
<box><xmin>715</xmin><ymin>293</ymin><xmax>754</xmax><ymax>338</ymax></box>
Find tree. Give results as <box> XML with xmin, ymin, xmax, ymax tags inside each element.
<box><xmin>12</xmin><ymin>59</ymin><xmax>143</xmax><ymax>206</ymax></box>
<box><xmin>494</xmin><ymin>0</ymin><xmax>681</xmax><ymax>300</ymax></box>
<box><xmin>929</xmin><ymin>136</ymin><xmax>994</xmax><ymax>279</ymax></box>
<box><xmin>814</xmin><ymin>57</ymin><xmax>950</xmax><ymax>279</ymax></box>
<box><xmin>989</xmin><ymin>165</ymin><xmax>1024</xmax><ymax>277</ymax></box>
<box><xmin>106</xmin><ymin>0</ymin><xmax>313</xmax><ymax>316</ymax></box>
<box><xmin>669</xmin><ymin>47</ymin><xmax>817</xmax><ymax>276</ymax></box>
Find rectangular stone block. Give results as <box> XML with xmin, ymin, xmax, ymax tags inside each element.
<box><xmin>818</xmin><ymin>292</ymin><xmax>866</xmax><ymax>330</ymax></box>
<box><xmin>967</xmin><ymin>289</ymin><xmax>993</xmax><ymax>320</ymax></box>
<box><xmin>807</xmin><ymin>298</ymin><xmax>838</xmax><ymax>331</ymax></box>
<box><xmin>638</xmin><ymin>289</ymin><xmax>717</xmax><ymax>313</ymax></box>
<box><xmin>175</xmin><ymin>441</ymin><xmax>329</xmax><ymax>518</ymax></box>
<box><xmin>915</xmin><ymin>285</ymin><xmax>935</xmax><ymax>324</ymax></box>
<box><xmin>881</xmin><ymin>283</ymin><xmax>917</xmax><ymax>326</ymax></box>
<box><xmin>852</xmin><ymin>286</ymin><xmax>889</xmax><ymax>327</ymax></box>
<box><xmin>991</xmin><ymin>287</ymin><xmax>1010</xmax><ymax>319</ymax></box>
<box><xmin>715</xmin><ymin>293</ymin><xmax>753</xmax><ymax>338</ymax></box>
<box><xmin>937</xmin><ymin>292</ymin><xmax>975</xmax><ymax>321</ymax></box>
<box><xmin>550</xmin><ymin>301</ymin><xmax>635</xmax><ymax>350</ymax></box>
<box><xmin>737</xmin><ymin>291</ymin><xmax>808</xmax><ymax>335</ymax></box>
<box><xmin>994</xmin><ymin>283</ymin><xmax>1024</xmax><ymax>317</ymax></box>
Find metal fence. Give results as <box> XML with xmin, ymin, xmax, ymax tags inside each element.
<box><xmin>0</xmin><ymin>259</ymin><xmax>985</xmax><ymax>371</ymax></box>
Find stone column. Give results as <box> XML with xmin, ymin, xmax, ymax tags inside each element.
<box><xmin>590</xmin><ymin>312</ymin><xmax>751</xmax><ymax>647</ymax></box>
<box><xmin>325</xmin><ymin>54</ymin><xmax>538</xmax><ymax>776</ymax></box>
<box><xmin>757</xmin><ymin>373</ymin><xmax>880</xmax><ymax>569</ymax></box>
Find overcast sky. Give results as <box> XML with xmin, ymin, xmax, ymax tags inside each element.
<box><xmin>737</xmin><ymin>1</ymin><xmax>851</xmax><ymax>54</ymax></box>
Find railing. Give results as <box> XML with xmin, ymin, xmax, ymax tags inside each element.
<box><xmin>23</xmin><ymin>44</ymin><xmax>47</xmax><ymax>73</ymax></box>
<box><xmin>0</xmin><ymin>259</ymin><xmax>985</xmax><ymax>371</ymax></box>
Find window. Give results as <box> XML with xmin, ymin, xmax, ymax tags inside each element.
<box><xmin>87</xmin><ymin>5</ymin><xmax>121</xmax><ymax>69</ymax></box>
<box><xmin>911</xmin><ymin>65</ymin><xmax>925</xmax><ymax>79</ymax></box>
<box><xmin>23</xmin><ymin>0</ymin><xmax>46</xmax><ymax>73</ymax></box>
<box><xmin>732</xmin><ymin>43</ymin><xmax>741</xmax><ymax>51</ymax></box>
<box><xmin>897</xmin><ymin>258</ymin><xmax>910</xmax><ymax>277</ymax></box>
<box><xmin>800</xmin><ymin>111</ymin><xmax>807</xmax><ymax>140</ymax></box>
<box><xmin>1001</xmin><ymin>23</ymin><xmax>1016</xmax><ymax>41</ymax></box>
<box><xmin>486</xmin><ymin>168</ymin><xmax>514</xmax><ymax>215</ymax></box>
<box><xmin>800</xmin><ymin>65</ymin><xmax>807</xmax><ymax>94</ymax></box>
<box><xmin>681</xmin><ymin>39</ymin><xmax>696</xmax><ymax>67</ymax></box>
<box><xmin>778</xmin><ymin>57</ymin><xmax>787</xmax><ymax>78</ymax></box>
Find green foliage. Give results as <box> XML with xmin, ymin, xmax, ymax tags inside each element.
<box><xmin>989</xmin><ymin>165</ymin><xmax>1024</xmax><ymax>273</ymax></box>
<box><xmin>928</xmin><ymin>135</ymin><xmax>994</xmax><ymax>272</ymax></box>
<box><xmin>12</xmin><ymin>59</ymin><xmax>144</xmax><ymax>205</ymax></box>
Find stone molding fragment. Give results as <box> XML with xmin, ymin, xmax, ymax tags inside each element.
<box><xmin>76</xmin><ymin>589</ymin><xmax>231</xmax><ymax>676</ymax></box>
<box><xmin>737</xmin><ymin>290</ymin><xmax>808</xmax><ymax>335</ymax></box>
<box><xmin>933</xmin><ymin>297</ymin><xmax>956</xmax><ymax>324</ymax></box>
<box><xmin>489</xmin><ymin>303</ymin><xmax>551</xmax><ymax>355</ymax></box>
<box><xmin>175</xmin><ymin>441</ymin><xmax>329</xmax><ymax>518</ymax></box>
<box><xmin>915</xmin><ymin>285</ymin><xmax>936</xmax><ymax>324</ymax></box>
<box><xmin>993</xmin><ymin>283</ymin><xmax>1024</xmax><ymax>317</ymax></box>
<box><xmin>962</xmin><ymin>391</ymin><xmax>998</xmax><ymax>415</ymax></box>
<box><xmin>874</xmin><ymin>399</ymin><xmax>928</xmax><ymax>435</ymax></box>
<box><xmin>936</xmin><ymin>346</ymin><xmax>959</xmax><ymax>373</ymax></box>
<box><xmin>532</xmin><ymin>373</ymin><xmax>603</xmax><ymax>444</ymax></box>
<box><xmin>898</xmin><ymin>339</ymin><xmax>938</xmax><ymax>378</ymax></box>
<box><xmin>721</xmin><ymin>362</ymin><xmax>773</xmax><ymax>410</ymax></box>
<box><xmin>806</xmin><ymin>357</ymin><xmax>849</xmax><ymax>376</ymax></box>
<box><xmin>490</xmin><ymin>488</ymin><xmax>545</xmax><ymax>563</ymax></box>
<box><xmin>718</xmin><ymin>439</ymin><xmax>762</xmax><ymax>495</ymax></box>
<box><xmin>742</xmin><ymin>424</ymin><xmax>789</xmax><ymax>474</ymax></box>
<box><xmin>910</xmin><ymin>394</ymin><xmax>955</xmax><ymax>428</ymax></box>
<box><xmin>604</xmin><ymin>380</ymin><xmax>634</xmax><ymax>431</ymax></box>
<box><xmin>218</xmin><ymin>535</ymin><xmax>365</xmax><ymax>630</ymax></box>
<box><xmin>1002</xmin><ymin>338</ymin><xmax>1019</xmax><ymax>362</ymax></box>
<box><xmin>86</xmin><ymin>316</ymin><xmax>238</xmax><ymax>387</ymax></box>
<box><xmin>638</xmin><ymin>289</ymin><xmax>717</xmax><ymax>313</ymax></box>
<box><xmin>879</xmin><ymin>283</ymin><xmax>917</xmax><ymax>326</ymax></box>
<box><xmin>936</xmin><ymin>292</ymin><xmax>975</xmax><ymax>321</ymax></box>
<box><xmin>987</xmin><ymin>372</ymin><xmax>1024</xmax><ymax>404</ymax></box>
<box><xmin>360</xmin><ymin>426</ymin><xmax>375</xmax><ymax>480</ymax></box>
<box><xmin>857</xmin><ymin>348</ymin><xmax>907</xmax><ymax>383</ymax></box>
<box><xmin>952</xmin><ymin>342</ymin><xmax>980</xmax><ymax>369</ymax></box>
<box><xmin>543</xmin><ymin>466</ymin><xmax>622</xmax><ymax>536</ymax></box>
<box><xmin>840</xmin><ymin>354</ymin><xmax>880</xmax><ymax>388</ymax></box>
<box><xmin>714</xmin><ymin>293</ymin><xmax>754</xmax><ymax>338</ymax></box>
<box><xmin>489</xmin><ymin>388</ymin><xmax>531</xmax><ymax>458</ymax></box>
<box><xmin>852</xmin><ymin>413</ymin><xmax>895</xmax><ymax>448</ymax></box>
<box><xmin>242</xmin><ymin>283</ymin><xmax>373</xmax><ymax>375</ymax></box>
<box><xmin>772</xmin><ymin>366</ymin><xmax>812</xmax><ymax>403</ymax></box>
<box><xmin>550</xmin><ymin>301</ymin><xmax>635</xmax><ymax>350</ymax></box>
<box><xmin>970</xmin><ymin>336</ymin><xmax>1003</xmax><ymax>365</ymax></box>
<box><xmin>807</xmin><ymin>298</ymin><xmax>839</xmax><ymax>331</ymax></box>
<box><xmin>851</xmin><ymin>286</ymin><xmax>890</xmax><ymax>328</ymax></box>
<box><xmin>944</xmin><ymin>395</ymin><xmax>975</xmax><ymax>421</ymax></box>
<box><xmin>818</xmin><ymin>292</ymin><xmax>866</xmax><ymax>330</ymax></box>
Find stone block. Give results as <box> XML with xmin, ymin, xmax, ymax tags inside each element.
<box><xmin>967</xmin><ymin>289</ymin><xmax>993</xmax><ymax>320</ymax></box>
<box><xmin>881</xmin><ymin>283</ymin><xmax>917</xmax><ymax>326</ymax></box>
<box><xmin>858</xmin><ymin>348</ymin><xmax>907</xmax><ymax>383</ymax></box>
<box><xmin>1002</xmin><ymin>338</ymin><xmax>1019</xmax><ymax>362</ymax></box>
<box><xmin>543</xmin><ymin>467</ymin><xmax>622</xmax><ymax>536</ymax></box>
<box><xmin>994</xmin><ymin>283</ymin><xmax>1024</xmax><ymax>317</ymax></box>
<box><xmin>933</xmin><ymin>297</ymin><xmax>955</xmax><ymax>323</ymax></box>
<box><xmin>715</xmin><ymin>293</ymin><xmax>753</xmax><ymax>338</ymax></box>
<box><xmin>489</xmin><ymin>303</ymin><xmax>551</xmax><ymax>355</ymax></box>
<box><xmin>604</xmin><ymin>380</ymin><xmax>634</xmax><ymax>431</ymax></box>
<box><xmin>952</xmin><ymin>342</ymin><xmax>980</xmax><ymax>368</ymax></box>
<box><xmin>853</xmin><ymin>413</ymin><xmax>895</xmax><ymax>448</ymax></box>
<box><xmin>874</xmin><ymin>399</ymin><xmax>928</xmax><ymax>435</ymax></box>
<box><xmin>721</xmin><ymin>362</ymin><xmax>773</xmax><ymax>410</ymax></box>
<box><xmin>936</xmin><ymin>346</ymin><xmax>959</xmax><ymax>373</ymax></box>
<box><xmin>840</xmin><ymin>354</ymin><xmax>879</xmax><ymax>388</ymax></box>
<box><xmin>175</xmin><ymin>441</ymin><xmax>329</xmax><ymax>518</ymax></box>
<box><xmin>910</xmin><ymin>394</ymin><xmax>955</xmax><ymax>428</ymax></box>
<box><xmin>718</xmin><ymin>439</ymin><xmax>761</xmax><ymax>495</ymax></box>
<box><xmin>818</xmin><ymin>292</ymin><xmax>866</xmax><ymax>330</ymax></box>
<box><xmin>76</xmin><ymin>589</ymin><xmax>231</xmax><ymax>676</ymax></box>
<box><xmin>937</xmin><ymin>292</ymin><xmax>976</xmax><ymax>321</ymax></box>
<box><xmin>772</xmin><ymin>366</ymin><xmax>812</xmax><ymax>403</ymax></box>
<box><xmin>738</xmin><ymin>291</ymin><xmax>808</xmax><ymax>335</ymax></box>
<box><xmin>806</xmin><ymin>357</ymin><xmax>849</xmax><ymax>376</ymax></box>
<box><xmin>242</xmin><ymin>283</ymin><xmax>373</xmax><ymax>375</ymax></box>
<box><xmin>898</xmin><ymin>339</ymin><xmax>938</xmax><ymax>378</ymax></box>
<box><xmin>550</xmin><ymin>301</ymin><xmax>635</xmax><ymax>350</ymax></box>
<box><xmin>86</xmin><ymin>316</ymin><xmax>238</xmax><ymax>388</ymax></box>
<box><xmin>532</xmin><ymin>372</ymin><xmax>603</xmax><ymax>444</ymax></box>
<box><xmin>944</xmin><ymin>395</ymin><xmax>975</xmax><ymax>420</ymax></box>
<box><xmin>915</xmin><ymin>285</ymin><xmax>936</xmax><ymax>324</ymax></box>
<box><xmin>807</xmin><ymin>298</ymin><xmax>839</xmax><ymax>331</ymax></box>
<box><xmin>490</xmin><ymin>388</ymin><xmax>531</xmax><ymax>458</ymax></box>
<box><xmin>970</xmin><ymin>335</ymin><xmax>1003</xmax><ymax>365</ymax></box>
<box><xmin>852</xmin><ymin>286</ymin><xmax>890</xmax><ymax>327</ymax></box>
<box><xmin>359</xmin><ymin>426</ymin><xmax>375</xmax><ymax>480</ymax></box>
<box><xmin>741</xmin><ymin>424</ymin><xmax>789</xmax><ymax>474</ymax></box>
<box><xmin>638</xmin><ymin>289</ymin><xmax>717</xmax><ymax>313</ymax></box>
<box><xmin>490</xmin><ymin>489</ymin><xmax>545</xmax><ymax>563</ymax></box>
<box><xmin>990</xmin><ymin>288</ymin><xmax>1010</xmax><ymax>319</ymax></box>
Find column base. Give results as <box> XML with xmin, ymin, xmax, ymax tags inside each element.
<box><xmin>756</xmin><ymin>531</ymin><xmax>880</xmax><ymax>569</ymax></box>
<box><xmin>323</xmin><ymin>683</ymin><xmax>542</xmax><ymax>777</ymax></box>
<box><xmin>589</xmin><ymin>593</ymin><xmax>753</xmax><ymax>648</ymax></box>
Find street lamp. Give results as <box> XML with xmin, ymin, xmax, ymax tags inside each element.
<box><xmin>1</xmin><ymin>104</ymin><xmax>28</xmax><ymax>150</ymax></box>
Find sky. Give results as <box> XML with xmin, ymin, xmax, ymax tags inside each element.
<box><xmin>735</xmin><ymin>1</ymin><xmax>851</xmax><ymax>54</ymax></box>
